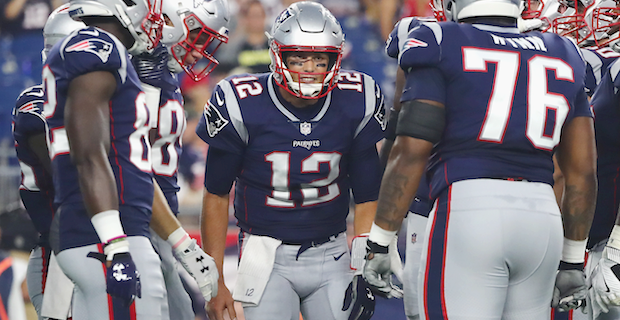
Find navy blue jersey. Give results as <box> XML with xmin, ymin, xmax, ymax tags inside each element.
<box><xmin>399</xmin><ymin>22</ymin><xmax>591</xmax><ymax>199</ymax></box>
<box><xmin>386</xmin><ymin>17</ymin><xmax>433</xmax><ymax>216</ymax></box>
<box><xmin>132</xmin><ymin>49</ymin><xmax>186</xmax><ymax>214</ymax></box>
<box><xmin>587</xmin><ymin>60</ymin><xmax>620</xmax><ymax>248</ymax></box>
<box><xmin>43</xmin><ymin>27</ymin><xmax>153</xmax><ymax>250</ymax></box>
<box><xmin>581</xmin><ymin>46</ymin><xmax>620</xmax><ymax>96</ymax></box>
<box><xmin>12</xmin><ymin>84</ymin><xmax>54</xmax><ymax>246</ymax></box>
<box><xmin>196</xmin><ymin>72</ymin><xmax>386</xmax><ymax>242</ymax></box>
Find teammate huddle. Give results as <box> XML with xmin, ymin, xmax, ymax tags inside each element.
<box><xmin>9</xmin><ymin>0</ymin><xmax>620</xmax><ymax>319</ymax></box>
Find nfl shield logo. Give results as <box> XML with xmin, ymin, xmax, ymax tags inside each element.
<box><xmin>300</xmin><ymin>122</ymin><xmax>312</xmax><ymax>135</ymax></box>
<box><xmin>411</xmin><ymin>233</ymin><xmax>417</xmax><ymax>244</ymax></box>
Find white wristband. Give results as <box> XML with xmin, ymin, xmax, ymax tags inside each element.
<box><xmin>368</xmin><ymin>222</ymin><xmax>397</xmax><ymax>247</ymax></box>
<box><xmin>562</xmin><ymin>237</ymin><xmax>587</xmax><ymax>264</ymax></box>
<box><xmin>167</xmin><ymin>227</ymin><xmax>191</xmax><ymax>250</ymax></box>
<box><xmin>91</xmin><ymin>210</ymin><xmax>126</xmax><ymax>244</ymax></box>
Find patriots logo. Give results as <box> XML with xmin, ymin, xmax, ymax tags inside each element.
<box><xmin>374</xmin><ymin>85</ymin><xmax>387</xmax><ymax>131</ymax></box>
<box><xmin>18</xmin><ymin>102</ymin><xmax>41</xmax><ymax>114</ymax></box>
<box><xmin>204</xmin><ymin>101</ymin><xmax>229</xmax><ymax>137</ymax></box>
<box><xmin>66</xmin><ymin>38</ymin><xmax>113</xmax><ymax>63</ymax></box>
<box><xmin>403</xmin><ymin>38</ymin><xmax>428</xmax><ymax>49</ymax></box>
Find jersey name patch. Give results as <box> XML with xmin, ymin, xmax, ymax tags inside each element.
<box><xmin>66</xmin><ymin>39</ymin><xmax>113</xmax><ymax>63</ymax></box>
<box><xmin>204</xmin><ymin>101</ymin><xmax>229</xmax><ymax>137</ymax></box>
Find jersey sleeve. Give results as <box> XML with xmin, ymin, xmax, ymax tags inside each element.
<box><xmin>386</xmin><ymin>17</ymin><xmax>421</xmax><ymax>59</ymax></box>
<box><xmin>13</xmin><ymin>87</ymin><xmax>46</xmax><ymax>136</ymax></box>
<box><xmin>60</xmin><ymin>28</ymin><xmax>127</xmax><ymax>83</ymax></box>
<box><xmin>195</xmin><ymin>80</ymin><xmax>247</xmax><ymax>155</ymax></box>
<box><xmin>398</xmin><ymin>22</ymin><xmax>442</xmax><ymax>70</ymax></box>
<box><xmin>351</xmin><ymin>74</ymin><xmax>386</xmax><ymax>151</ymax></box>
<box><xmin>573</xmin><ymin>88</ymin><xmax>592</xmax><ymax>118</ymax></box>
<box><xmin>401</xmin><ymin>67</ymin><xmax>446</xmax><ymax>104</ymax></box>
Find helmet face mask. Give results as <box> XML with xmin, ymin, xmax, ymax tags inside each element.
<box><xmin>268</xmin><ymin>2</ymin><xmax>345</xmax><ymax>100</ymax></box>
<box><xmin>590</xmin><ymin>0</ymin><xmax>620</xmax><ymax>48</ymax></box>
<box><xmin>161</xmin><ymin>0</ymin><xmax>229</xmax><ymax>80</ymax></box>
<box><xmin>552</xmin><ymin>0</ymin><xmax>594</xmax><ymax>45</ymax></box>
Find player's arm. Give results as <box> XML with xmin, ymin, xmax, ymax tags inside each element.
<box><xmin>379</xmin><ymin>67</ymin><xmax>406</xmax><ymax>169</ymax></box>
<box><xmin>552</xmin><ymin>115</ymin><xmax>596</xmax><ymax>311</ymax></box>
<box><xmin>28</xmin><ymin>133</ymin><xmax>52</xmax><ymax>174</ymax></box>
<box><xmin>65</xmin><ymin>70</ymin><xmax>119</xmax><ymax>218</ymax></box>
<box><xmin>200</xmin><ymin>146</ymin><xmax>242</xmax><ymax>320</ymax></box>
<box><xmin>555</xmin><ymin>116</ymin><xmax>596</xmax><ymax>243</ymax></box>
<box><xmin>150</xmin><ymin>179</ymin><xmax>219</xmax><ymax>302</ymax></box>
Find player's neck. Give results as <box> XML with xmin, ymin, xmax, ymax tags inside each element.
<box><xmin>85</xmin><ymin>18</ymin><xmax>135</xmax><ymax>49</ymax></box>
<box><xmin>460</xmin><ymin>16</ymin><xmax>517</xmax><ymax>27</ymax></box>
<box><xmin>278</xmin><ymin>86</ymin><xmax>319</xmax><ymax>109</ymax></box>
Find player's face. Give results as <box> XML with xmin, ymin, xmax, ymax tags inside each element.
<box><xmin>184</xmin><ymin>29</ymin><xmax>208</xmax><ymax>65</ymax></box>
<box><xmin>285</xmin><ymin>52</ymin><xmax>330</xmax><ymax>83</ymax></box>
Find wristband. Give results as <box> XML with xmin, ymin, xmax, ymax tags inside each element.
<box><xmin>91</xmin><ymin>210</ymin><xmax>126</xmax><ymax>244</ymax></box>
<box><xmin>561</xmin><ymin>237</ymin><xmax>587</xmax><ymax>264</ymax></box>
<box><xmin>608</xmin><ymin>225</ymin><xmax>620</xmax><ymax>251</ymax></box>
<box><xmin>167</xmin><ymin>227</ymin><xmax>191</xmax><ymax>251</ymax></box>
<box><xmin>103</xmin><ymin>236</ymin><xmax>129</xmax><ymax>261</ymax></box>
<box><xmin>368</xmin><ymin>222</ymin><xmax>397</xmax><ymax>247</ymax></box>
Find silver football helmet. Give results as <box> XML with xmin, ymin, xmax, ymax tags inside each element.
<box><xmin>443</xmin><ymin>0</ymin><xmax>521</xmax><ymax>21</ymax></box>
<box><xmin>161</xmin><ymin>0</ymin><xmax>230</xmax><ymax>80</ymax></box>
<box><xmin>42</xmin><ymin>4</ymin><xmax>86</xmax><ymax>62</ymax></box>
<box><xmin>68</xmin><ymin>0</ymin><xmax>164</xmax><ymax>54</ymax></box>
<box><xmin>268</xmin><ymin>1</ymin><xmax>345</xmax><ymax>99</ymax></box>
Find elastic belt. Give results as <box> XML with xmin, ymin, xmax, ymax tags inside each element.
<box><xmin>282</xmin><ymin>233</ymin><xmax>340</xmax><ymax>260</ymax></box>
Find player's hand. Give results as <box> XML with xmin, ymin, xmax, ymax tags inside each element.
<box><xmin>551</xmin><ymin>261</ymin><xmax>587</xmax><ymax>312</ymax></box>
<box><xmin>206</xmin><ymin>282</ymin><xmax>236</xmax><ymax>320</ymax></box>
<box><xmin>87</xmin><ymin>251</ymin><xmax>141</xmax><ymax>307</ymax></box>
<box><xmin>362</xmin><ymin>240</ymin><xmax>403</xmax><ymax>299</ymax></box>
<box><xmin>590</xmin><ymin>247</ymin><xmax>620</xmax><ymax>313</ymax></box>
<box><xmin>173</xmin><ymin>238</ymin><xmax>219</xmax><ymax>302</ymax></box>
<box><xmin>343</xmin><ymin>275</ymin><xmax>375</xmax><ymax>320</ymax></box>
<box><xmin>517</xmin><ymin>18</ymin><xmax>544</xmax><ymax>32</ymax></box>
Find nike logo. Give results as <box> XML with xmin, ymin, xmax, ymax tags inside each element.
<box><xmin>215</xmin><ymin>90</ymin><xmax>224</xmax><ymax>106</ymax></box>
<box><xmin>80</xmin><ymin>29</ymin><xmax>99</xmax><ymax>36</ymax></box>
<box><xmin>26</xmin><ymin>90</ymin><xmax>44</xmax><ymax>97</ymax></box>
<box><xmin>333</xmin><ymin>252</ymin><xmax>346</xmax><ymax>261</ymax></box>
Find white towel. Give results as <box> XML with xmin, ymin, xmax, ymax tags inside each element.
<box><xmin>232</xmin><ymin>234</ymin><xmax>281</xmax><ymax>306</ymax></box>
<box><xmin>41</xmin><ymin>252</ymin><xmax>74</xmax><ymax>319</ymax></box>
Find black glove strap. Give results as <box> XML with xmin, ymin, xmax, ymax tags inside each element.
<box><xmin>559</xmin><ymin>261</ymin><xmax>584</xmax><ymax>271</ymax></box>
<box><xmin>366</xmin><ymin>240</ymin><xmax>388</xmax><ymax>254</ymax></box>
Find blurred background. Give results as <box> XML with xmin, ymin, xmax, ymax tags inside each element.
<box><xmin>0</xmin><ymin>0</ymin><xmax>433</xmax><ymax>318</ymax></box>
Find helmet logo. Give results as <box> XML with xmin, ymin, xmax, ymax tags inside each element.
<box><xmin>300</xmin><ymin>122</ymin><xmax>312</xmax><ymax>135</ymax></box>
<box><xmin>66</xmin><ymin>39</ymin><xmax>113</xmax><ymax>63</ymax></box>
<box><xmin>274</xmin><ymin>9</ymin><xmax>292</xmax><ymax>28</ymax></box>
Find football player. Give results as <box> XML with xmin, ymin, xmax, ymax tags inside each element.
<box><xmin>41</xmin><ymin>0</ymin><xmax>168</xmax><ymax>317</ymax></box>
<box><xmin>130</xmin><ymin>0</ymin><xmax>229</xmax><ymax>318</ymax></box>
<box><xmin>196</xmin><ymin>2</ymin><xmax>387</xmax><ymax>320</ymax></box>
<box><xmin>364</xmin><ymin>0</ymin><xmax>597</xmax><ymax>318</ymax></box>
<box><xmin>12</xmin><ymin>5</ymin><xmax>84</xmax><ymax>319</ymax></box>
<box><xmin>382</xmin><ymin>13</ymin><xmax>439</xmax><ymax>320</ymax></box>
<box><xmin>571</xmin><ymin>1</ymin><xmax>620</xmax><ymax>317</ymax></box>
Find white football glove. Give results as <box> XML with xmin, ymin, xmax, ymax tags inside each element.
<box><xmin>352</xmin><ymin>235</ymin><xmax>403</xmax><ymax>282</ymax></box>
<box><xmin>173</xmin><ymin>237</ymin><xmax>219</xmax><ymax>302</ymax></box>
<box><xmin>591</xmin><ymin>247</ymin><xmax>620</xmax><ymax>313</ymax></box>
<box><xmin>552</xmin><ymin>265</ymin><xmax>587</xmax><ymax>311</ymax></box>
<box><xmin>362</xmin><ymin>240</ymin><xmax>403</xmax><ymax>299</ymax></box>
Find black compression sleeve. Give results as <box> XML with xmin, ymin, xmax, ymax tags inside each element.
<box><xmin>396</xmin><ymin>100</ymin><xmax>445</xmax><ymax>144</ymax></box>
